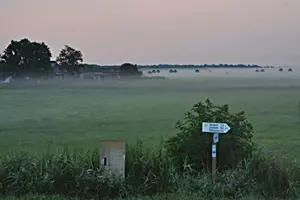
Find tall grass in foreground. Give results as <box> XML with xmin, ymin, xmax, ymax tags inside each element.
<box><xmin>0</xmin><ymin>193</ymin><xmax>271</xmax><ymax>200</ymax></box>
<box><xmin>2</xmin><ymin>195</ymin><xmax>78</xmax><ymax>200</ymax></box>
<box><xmin>1</xmin><ymin>141</ymin><xmax>300</xmax><ymax>199</ymax></box>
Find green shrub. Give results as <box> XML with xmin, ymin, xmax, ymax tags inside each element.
<box><xmin>164</xmin><ymin>99</ymin><xmax>255</xmax><ymax>172</ymax></box>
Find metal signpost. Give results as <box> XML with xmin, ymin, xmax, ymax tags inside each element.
<box><xmin>202</xmin><ymin>121</ymin><xmax>231</xmax><ymax>184</ymax></box>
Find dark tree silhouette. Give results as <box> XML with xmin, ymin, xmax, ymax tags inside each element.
<box><xmin>119</xmin><ymin>63</ymin><xmax>142</xmax><ymax>77</ymax></box>
<box><xmin>57</xmin><ymin>45</ymin><xmax>83</xmax><ymax>66</ymax></box>
<box><xmin>56</xmin><ymin>45</ymin><xmax>83</xmax><ymax>74</ymax></box>
<box><xmin>0</xmin><ymin>38</ymin><xmax>52</xmax><ymax>76</ymax></box>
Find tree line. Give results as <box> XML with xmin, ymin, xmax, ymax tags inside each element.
<box><xmin>0</xmin><ymin>38</ymin><xmax>263</xmax><ymax>79</ymax></box>
<box><xmin>138</xmin><ymin>64</ymin><xmax>262</xmax><ymax>69</ymax></box>
<box><xmin>0</xmin><ymin>38</ymin><xmax>142</xmax><ymax>79</ymax></box>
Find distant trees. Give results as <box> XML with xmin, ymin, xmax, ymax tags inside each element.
<box><xmin>0</xmin><ymin>38</ymin><xmax>269</xmax><ymax>80</ymax></box>
<box><xmin>0</xmin><ymin>38</ymin><xmax>52</xmax><ymax>76</ymax></box>
<box><xmin>56</xmin><ymin>45</ymin><xmax>83</xmax><ymax>75</ymax></box>
<box><xmin>119</xmin><ymin>63</ymin><xmax>142</xmax><ymax>77</ymax></box>
<box><xmin>138</xmin><ymin>64</ymin><xmax>262</xmax><ymax>69</ymax></box>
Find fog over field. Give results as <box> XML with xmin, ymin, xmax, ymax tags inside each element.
<box><xmin>1</xmin><ymin>68</ymin><xmax>300</xmax><ymax>157</ymax></box>
<box><xmin>141</xmin><ymin>67</ymin><xmax>300</xmax><ymax>79</ymax></box>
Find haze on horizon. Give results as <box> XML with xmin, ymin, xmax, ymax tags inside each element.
<box><xmin>0</xmin><ymin>0</ymin><xmax>299</xmax><ymax>66</ymax></box>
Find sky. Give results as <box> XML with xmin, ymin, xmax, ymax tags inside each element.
<box><xmin>0</xmin><ymin>0</ymin><xmax>299</xmax><ymax>66</ymax></box>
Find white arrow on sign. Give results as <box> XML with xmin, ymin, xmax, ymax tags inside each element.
<box><xmin>202</xmin><ymin>122</ymin><xmax>231</xmax><ymax>134</ymax></box>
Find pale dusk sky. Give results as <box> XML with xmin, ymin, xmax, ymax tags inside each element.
<box><xmin>0</xmin><ymin>0</ymin><xmax>299</xmax><ymax>66</ymax></box>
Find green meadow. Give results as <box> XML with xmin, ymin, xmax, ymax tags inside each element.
<box><xmin>1</xmin><ymin>69</ymin><xmax>300</xmax><ymax>200</ymax></box>
<box><xmin>1</xmin><ymin>72</ymin><xmax>300</xmax><ymax>157</ymax></box>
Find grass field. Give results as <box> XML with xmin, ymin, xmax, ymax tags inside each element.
<box><xmin>1</xmin><ymin>71</ymin><xmax>300</xmax><ymax>157</ymax></box>
<box><xmin>1</xmin><ymin>70</ymin><xmax>300</xmax><ymax>200</ymax></box>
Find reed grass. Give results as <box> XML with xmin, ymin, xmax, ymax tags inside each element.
<box><xmin>1</xmin><ymin>141</ymin><xmax>300</xmax><ymax>199</ymax></box>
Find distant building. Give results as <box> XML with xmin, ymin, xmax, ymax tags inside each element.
<box><xmin>50</xmin><ymin>61</ymin><xmax>67</xmax><ymax>75</ymax></box>
<box><xmin>80</xmin><ymin>66</ymin><xmax>120</xmax><ymax>79</ymax></box>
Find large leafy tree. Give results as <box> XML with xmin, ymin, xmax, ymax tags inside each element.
<box><xmin>0</xmin><ymin>38</ymin><xmax>52</xmax><ymax>76</ymax></box>
<box><xmin>56</xmin><ymin>45</ymin><xmax>83</xmax><ymax>74</ymax></box>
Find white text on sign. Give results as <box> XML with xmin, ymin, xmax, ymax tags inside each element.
<box><xmin>202</xmin><ymin>122</ymin><xmax>231</xmax><ymax>134</ymax></box>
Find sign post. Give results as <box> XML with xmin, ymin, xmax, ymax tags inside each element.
<box><xmin>202</xmin><ymin>119</ymin><xmax>231</xmax><ymax>184</ymax></box>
